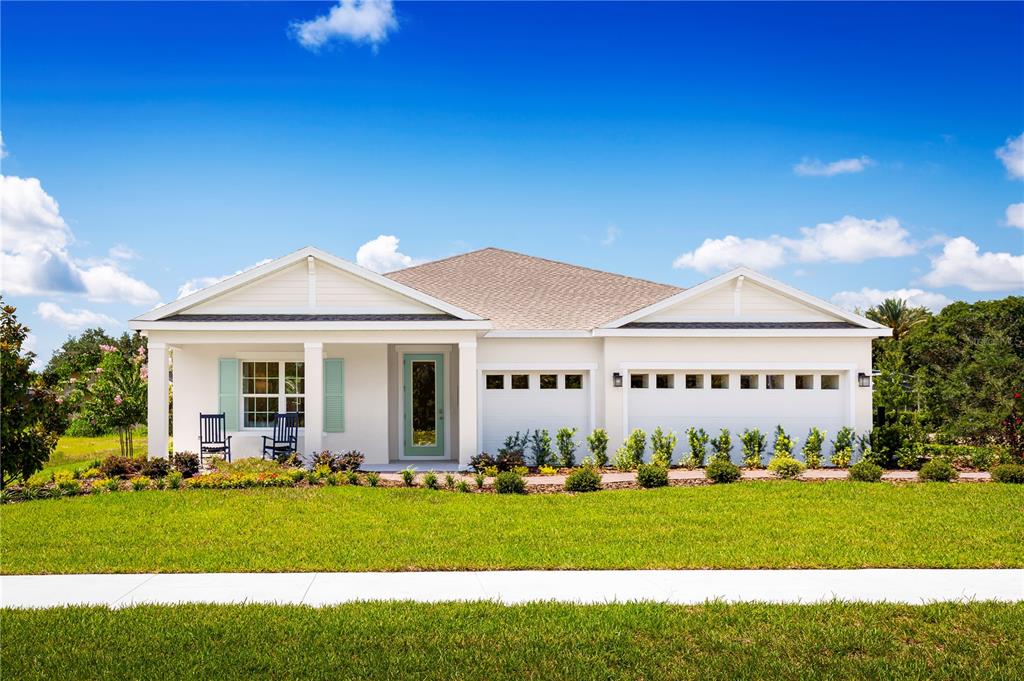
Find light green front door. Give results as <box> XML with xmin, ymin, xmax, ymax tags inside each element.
<box><xmin>403</xmin><ymin>353</ymin><xmax>445</xmax><ymax>458</ymax></box>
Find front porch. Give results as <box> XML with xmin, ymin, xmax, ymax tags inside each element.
<box><xmin>146</xmin><ymin>331</ymin><xmax>482</xmax><ymax>469</ymax></box>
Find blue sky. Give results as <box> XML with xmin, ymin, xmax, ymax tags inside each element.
<box><xmin>2</xmin><ymin>1</ymin><xmax>1022</xmax><ymax>364</ymax></box>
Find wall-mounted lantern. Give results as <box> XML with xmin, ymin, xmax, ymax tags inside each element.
<box><xmin>858</xmin><ymin>372</ymin><xmax>871</xmax><ymax>388</ymax></box>
<box><xmin>612</xmin><ymin>372</ymin><xmax>623</xmax><ymax>387</ymax></box>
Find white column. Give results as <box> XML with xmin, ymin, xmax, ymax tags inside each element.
<box><xmin>457</xmin><ymin>340</ymin><xmax>478</xmax><ymax>470</ymax></box>
<box><xmin>147</xmin><ymin>342</ymin><xmax>169</xmax><ymax>459</ymax></box>
<box><xmin>304</xmin><ymin>342</ymin><xmax>324</xmax><ymax>456</ymax></box>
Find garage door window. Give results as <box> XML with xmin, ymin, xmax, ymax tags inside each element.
<box><xmin>630</xmin><ymin>374</ymin><xmax>649</xmax><ymax>389</ymax></box>
<box><xmin>740</xmin><ymin>374</ymin><xmax>759</xmax><ymax>389</ymax></box>
<box><xmin>821</xmin><ymin>374</ymin><xmax>840</xmax><ymax>390</ymax></box>
<box><xmin>565</xmin><ymin>374</ymin><xmax>583</xmax><ymax>389</ymax></box>
<box><xmin>511</xmin><ymin>374</ymin><xmax>529</xmax><ymax>389</ymax></box>
<box><xmin>486</xmin><ymin>375</ymin><xmax>504</xmax><ymax>390</ymax></box>
<box><xmin>685</xmin><ymin>374</ymin><xmax>704</xmax><ymax>389</ymax></box>
<box><xmin>656</xmin><ymin>374</ymin><xmax>674</xmax><ymax>389</ymax></box>
<box><xmin>766</xmin><ymin>374</ymin><xmax>784</xmax><ymax>390</ymax></box>
<box><xmin>711</xmin><ymin>374</ymin><xmax>729</xmax><ymax>389</ymax></box>
<box><xmin>796</xmin><ymin>375</ymin><xmax>813</xmax><ymax>390</ymax></box>
<box><xmin>540</xmin><ymin>374</ymin><xmax>558</xmax><ymax>389</ymax></box>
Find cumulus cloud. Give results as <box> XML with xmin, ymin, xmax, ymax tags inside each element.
<box><xmin>176</xmin><ymin>259</ymin><xmax>273</xmax><ymax>299</ymax></box>
<box><xmin>672</xmin><ymin>235</ymin><xmax>787</xmax><ymax>273</ymax></box>
<box><xmin>673</xmin><ymin>216</ymin><xmax>917</xmax><ymax>273</ymax></box>
<box><xmin>292</xmin><ymin>0</ymin><xmax>397</xmax><ymax>50</ymax></box>
<box><xmin>0</xmin><ymin>175</ymin><xmax>159</xmax><ymax>305</ymax></box>
<box><xmin>356</xmin><ymin>234</ymin><xmax>421</xmax><ymax>273</ymax></box>
<box><xmin>920</xmin><ymin>237</ymin><xmax>1024</xmax><ymax>292</ymax></box>
<box><xmin>601</xmin><ymin>225</ymin><xmax>621</xmax><ymax>246</ymax></box>
<box><xmin>37</xmin><ymin>302</ymin><xmax>120</xmax><ymax>330</ymax></box>
<box><xmin>1005</xmin><ymin>203</ymin><xmax>1024</xmax><ymax>229</ymax></box>
<box><xmin>793</xmin><ymin>156</ymin><xmax>874</xmax><ymax>177</ymax></box>
<box><xmin>831</xmin><ymin>287</ymin><xmax>953</xmax><ymax>313</ymax></box>
<box><xmin>995</xmin><ymin>133</ymin><xmax>1024</xmax><ymax>179</ymax></box>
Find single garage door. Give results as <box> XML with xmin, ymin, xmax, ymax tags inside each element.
<box><xmin>481</xmin><ymin>371</ymin><xmax>591</xmax><ymax>456</ymax></box>
<box><xmin>627</xmin><ymin>370</ymin><xmax>849</xmax><ymax>464</ymax></box>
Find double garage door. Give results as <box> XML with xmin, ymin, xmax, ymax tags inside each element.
<box><xmin>480</xmin><ymin>371</ymin><xmax>590</xmax><ymax>455</ymax></box>
<box><xmin>627</xmin><ymin>370</ymin><xmax>849</xmax><ymax>463</ymax></box>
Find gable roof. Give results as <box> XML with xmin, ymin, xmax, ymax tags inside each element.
<box><xmin>385</xmin><ymin>248</ymin><xmax>682</xmax><ymax>330</ymax></box>
<box><xmin>132</xmin><ymin>246</ymin><xmax>484</xmax><ymax>324</ymax></box>
<box><xmin>601</xmin><ymin>267</ymin><xmax>887</xmax><ymax>331</ymax></box>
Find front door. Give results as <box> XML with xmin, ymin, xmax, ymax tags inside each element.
<box><xmin>403</xmin><ymin>353</ymin><xmax>445</xmax><ymax>458</ymax></box>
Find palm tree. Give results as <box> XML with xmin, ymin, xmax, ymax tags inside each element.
<box><xmin>866</xmin><ymin>298</ymin><xmax>931</xmax><ymax>341</ymax></box>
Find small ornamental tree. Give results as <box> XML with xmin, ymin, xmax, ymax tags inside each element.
<box><xmin>685</xmin><ymin>427</ymin><xmax>710</xmax><ymax>468</ymax></box>
<box><xmin>529</xmin><ymin>429</ymin><xmax>554</xmax><ymax>468</ymax></box>
<box><xmin>0</xmin><ymin>300</ymin><xmax>66</xmax><ymax>487</ymax></box>
<box><xmin>79</xmin><ymin>343</ymin><xmax>148</xmax><ymax>457</ymax></box>
<box><xmin>771</xmin><ymin>425</ymin><xmax>796</xmax><ymax>460</ymax></box>
<box><xmin>586</xmin><ymin>428</ymin><xmax>609</xmax><ymax>467</ymax></box>
<box><xmin>803</xmin><ymin>427</ymin><xmax>826</xmax><ymax>468</ymax></box>
<box><xmin>740</xmin><ymin>428</ymin><xmax>767</xmax><ymax>469</ymax></box>
<box><xmin>555</xmin><ymin>427</ymin><xmax>578</xmax><ymax>468</ymax></box>
<box><xmin>649</xmin><ymin>427</ymin><xmax>677</xmax><ymax>468</ymax></box>
<box><xmin>710</xmin><ymin>428</ymin><xmax>733</xmax><ymax>463</ymax></box>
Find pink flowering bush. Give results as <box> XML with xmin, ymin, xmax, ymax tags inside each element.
<box><xmin>79</xmin><ymin>344</ymin><xmax>148</xmax><ymax>457</ymax></box>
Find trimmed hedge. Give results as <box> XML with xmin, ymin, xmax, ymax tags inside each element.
<box><xmin>919</xmin><ymin>459</ymin><xmax>958</xmax><ymax>482</ymax></box>
<box><xmin>636</xmin><ymin>464</ymin><xmax>669</xmax><ymax>488</ymax></box>
<box><xmin>564</xmin><ymin>467</ymin><xmax>602</xmax><ymax>493</ymax></box>
<box><xmin>990</xmin><ymin>463</ymin><xmax>1024</xmax><ymax>484</ymax></box>
<box><xmin>706</xmin><ymin>459</ymin><xmax>741</xmax><ymax>484</ymax></box>
<box><xmin>849</xmin><ymin>460</ymin><xmax>883</xmax><ymax>482</ymax></box>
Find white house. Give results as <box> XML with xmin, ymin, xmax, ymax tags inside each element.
<box><xmin>130</xmin><ymin>246</ymin><xmax>890</xmax><ymax>468</ymax></box>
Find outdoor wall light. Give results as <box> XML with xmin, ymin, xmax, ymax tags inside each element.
<box><xmin>612</xmin><ymin>372</ymin><xmax>623</xmax><ymax>387</ymax></box>
<box><xmin>858</xmin><ymin>372</ymin><xmax>871</xmax><ymax>388</ymax></box>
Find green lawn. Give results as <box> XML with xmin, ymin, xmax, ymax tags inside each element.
<box><xmin>42</xmin><ymin>429</ymin><xmax>149</xmax><ymax>474</ymax></box>
<box><xmin>3</xmin><ymin>601</ymin><xmax>1021</xmax><ymax>679</ymax></box>
<box><xmin>3</xmin><ymin>483</ymin><xmax>1021</xmax><ymax>574</ymax></box>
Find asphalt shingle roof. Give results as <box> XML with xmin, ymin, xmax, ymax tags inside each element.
<box><xmin>622</xmin><ymin>321</ymin><xmax>861</xmax><ymax>329</ymax></box>
<box><xmin>161</xmin><ymin>314</ymin><xmax>458</xmax><ymax>322</ymax></box>
<box><xmin>385</xmin><ymin>248</ymin><xmax>682</xmax><ymax>330</ymax></box>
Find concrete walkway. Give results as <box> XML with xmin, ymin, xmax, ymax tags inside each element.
<box><xmin>3</xmin><ymin>570</ymin><xmax>1021</xmax><ymax>608</ymax></box>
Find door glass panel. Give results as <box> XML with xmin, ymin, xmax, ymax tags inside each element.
<box><xmin>411</xmin><ymin>360</ymin><xmax>437</xmax><ymax>446</ymax></box>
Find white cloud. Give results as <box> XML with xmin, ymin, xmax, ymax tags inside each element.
<box><xmin>793</xmin><ymin>156</ymin><xmax>874</xmax><ymax>177</ymax></box>
<box><xmin>920</xmin><ymin>236</ymin><xmax>1024</xmax><ymax>292</ymax></box>
<box><xmin>831</xmin><ymin>287</ymin><xmax>953</xmax><ymax>313</ymax></box>
<box><xmin>673</xmin><ymin>235</ymin><xmax>787</xmax><ymax>273</ymax></box>
<box><xmin>995</xmin><ymin>133</ymin><xmax>1024</xmax><ymax>179</ymax></box>
<box><xmin>292</xmin><ymin>0</ymin><xmax>397</xmax><ymax>50</ymax></box>
<box><xmin>37</xmin><ymin>302</ymin><xmax>119</xmax><ymax>330</ymax></box>
<box><xmin>673</xmin><ymin>216</ymin><xmax>917</xmax><ymax>273</ymax></box>
<box><xmin>176</xmin><ymin>259</ymin><xmax>273</xmax><ymax>299</ymax></box>
<box><xmin>601</xmin><ymin>225</ymin><xmax>620</xmax><ymax>246</ymax></box>
<box><xmin>108</xmin><ymin>244</ymin><xmax>140</xmax><ymax>260</ymax></box>
<box><xmin>0</xmin><ymin>175</ymin><xmax>159</xmax><ymax>305</ymax></box>
<box><xmin>0</xmin><ymin>131</ymin><xmax>7</xmax><ymax>159</ymax></box>
<box><xmin>782</xmin><ymin>216</ymin><xmax>917</xmax><ymax>263</ymax></box>
<box><xmin>356</xmin><ymin>234</ymin><xmax>420</xmax><ymax>273</ymax></box>
<box><xmin>1005</xmin><ymin>203</ymin><xmax>1024</xmax><ymax>229</ymax></box>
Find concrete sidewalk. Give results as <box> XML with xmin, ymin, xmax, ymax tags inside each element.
<box><xmin>3</xmin><ymin>569</ymin><xmax>1021</xmax><ymax>609</ymax></box>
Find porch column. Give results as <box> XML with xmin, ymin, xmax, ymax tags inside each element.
<box><xmin>147</xmin><ymin>342</ymin><xmax>169</xmax><ymax>459</ymax></box>
<box><xmin>304</xmin><ymin>342</ymin><xmax>324</xmax><ymax>456</ymax></box>
<box><xmin>457</xmin><ymin>340</ymin><xmax>478</xmax><ymax>469</ymax></box>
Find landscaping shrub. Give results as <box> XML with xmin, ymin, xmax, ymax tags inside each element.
<box><xmin>336</xmin><ymin>451</ymin><xmax>364</xmax><ymax>472</ymax></box>
<box><xmin>919</xmin><ymin>459</ymin><xmax>958</xmax><ymax>482</ymax></box>
<box><xmin>896</xmin><ymin>442</ymin><xmax>926</xmax><ymax>470</ymax></box>
<box><xmin>345</xmin><ymin>470</ymin><xmax>360</xmax><ymax>486</ymax></box>
<box><xmin>856</xmin><ymin>432</ymin><xmax>875</xmax><ymax>466</ymax></box>
<box><xmin>469</xmin><ymin>453</ymin><xmax>496</xmax><ymax>473</ymax></box>
<box><xmin>456</xmin><ymin>479</ymin><xmax>470</xmax><ymax>492</ymax></box>
<box><xmin>710</xmin><ymin>428</ymin><xmax>733</xmax><ymax>463</ymax></box>
<box><xmin>444</xmin><ymin>474</ymin><xmax>456</xmax><ymax>490</ymax></box>
<box><xmin>684</xmin><ymin>427</ymin><xmax>710</xmax><ymax>468</ymax></box>
<box><xmin>586</xmin><ymin>428</ymin><xmax>609</xmax><ymax>467</ymax></box>
<box><xmin>538</xmin><ymin>465</ymin><xmax>557</xmax><ymax>476</ymax></box>
<box><xmin>167</xmin><ymin>471</ymin><xmax>183</xmax><ymax>489</ymax></box>
<box><xmin>767</xmin><ymin>456</ymin><xmax>805</xmax><ymax>479</ymax></box>
<box><xmin>564</xmin><ymin>466</ymin><xmax>601</xmax><ymax>492</ymax></box>
<box><xmin>99</xmin><ymin>455</ymin><xmax>142</xmax><ymax>479</ymax></box>
<box><xmin>310</xmin><ymin>464</ymin><xmax>332</xmax><ymax>484</ymax></box>
<box><xmin>366</xmin><ymin>471</ymin><xmax>381</xmax><ymax>487</ymax></box>
<box><xmin>494</xmin><ymin>470</ymin><xmax>526</xmax><ymax>494</ymax></box>
<box><xmin>473</xmin><ymin>472</ymin><xmax>486</xmax><ymax>490</ymax></box>
<box><xmin>612</xmin><ymin>428</ymin><xmax>647</xmax><ymax>470</ymax></box>
<box><xmin>990</xmin><ymin>463</ymin><xmax>1024</xmax><ymax>483</ymax></box>
<box><xmin>170</xmin><ymin>452</ymin><xmax>200</xmax><ymax>478</ymax></box>
<box><xmin>772</xmin><ymin>425</ymin><xmax>796</xmax><ymax>459</ymax></box>
<box><xmin>849</xmin><ymin>460</ymin><xmax>883</xmax><ymax>482</ymax></box>
<box><xmin>310</xmin><ymin>451</ymin><xmax>337</xmax><ymax>471</ymax></box>
<box><xmin>831</xmin><ymin>427</ymin><xmax>855</xmax><ymax>468</ymax></box>
<box><xmin>140</xmin><ymin>458</ymin><xmax>170</xmax><ymax>478</ymax></box>
<box><xmin>636</xmin><ymin>463</ymin><xmax>668</xmax><ymax>488</ymax></box>
<box><xmin>555</xmin><ymin>427</ymin><xmax>578</xmax><ymax>468</ymax></box>
<box><xmin>706</xmin><ymin>459</ymin><xmax>741</xmax><ymax>483</ymax></box>
<box><xmin>131</xmin><ymin>476</ymin><xmax>151</xmax><ymax>491</ymax></box>
<box><xmin>401</xmin><ymin>468</ymin><xmax>416</xmax><ymax>487</ymax></box>
<box><xmin>79</xmin><ymin>466</ymin><xmax>102</xmax><ymax>480</ymax></box>
<box><xmin>529</xmin><ymin>429</ymin><xmax>554</xmax><ymax>467</ymax></box>
<box><xmin>803</xmin><ymin>427</ymin><xmax>825</xmax><ymax>468</ymax></box>
<box><xmin>100</xmin><ymin>477</ymin><xmax>121</xmax><ymax>492</ymax></box>
<box><xmin>650</xmin><ymin>427</ymin><xmax>677</xmax><ymax>468</ymax></box>
<box><xmin>423</xmin><ymin>471</ymin><xmax>439</xmax><ymax>490</ymax></box>
<box><xmin>739</xmin><ymin>428</ymin><xmax>766</xmax><ymax>469</ymax></box>
<box><xmin>53</xmin><ymin>470</ymin><xmax>81</xmax><ymax>495</ymax></box>
<box><xmin>497</xmin><ymin>432</ymin><xmax>529</xmax><ymax>471</ymax></box>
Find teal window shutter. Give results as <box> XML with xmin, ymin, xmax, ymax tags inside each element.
<box><xmin>218</xmin><ymin>359</ymin><xmax>240</xmax><ymax>431</ymax></box>
<box><xmin>324</xmin><ymin>359</ymin><xmax>345</xmax><ymax>433</ymax></box>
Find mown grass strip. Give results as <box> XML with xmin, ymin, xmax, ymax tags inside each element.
<box><xmin>3</xmin><ymin>601</ymin><xmax>1022</xmax><ymax>680</ymax></box>
<box><xmin>2</xmin><ymin>482</ymin><xmax>1021</xmax><ymax>574</ymax></box>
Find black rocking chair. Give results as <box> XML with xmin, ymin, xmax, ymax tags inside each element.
<box><xmin>199</xmin><ymin>413</ymin><xmax>232</xmax><ymax>463</ymax></box>
<box><xmin>262</xmin><ymin>413</ymin><xmax>299</xmax><ymax>461</ymax></box>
